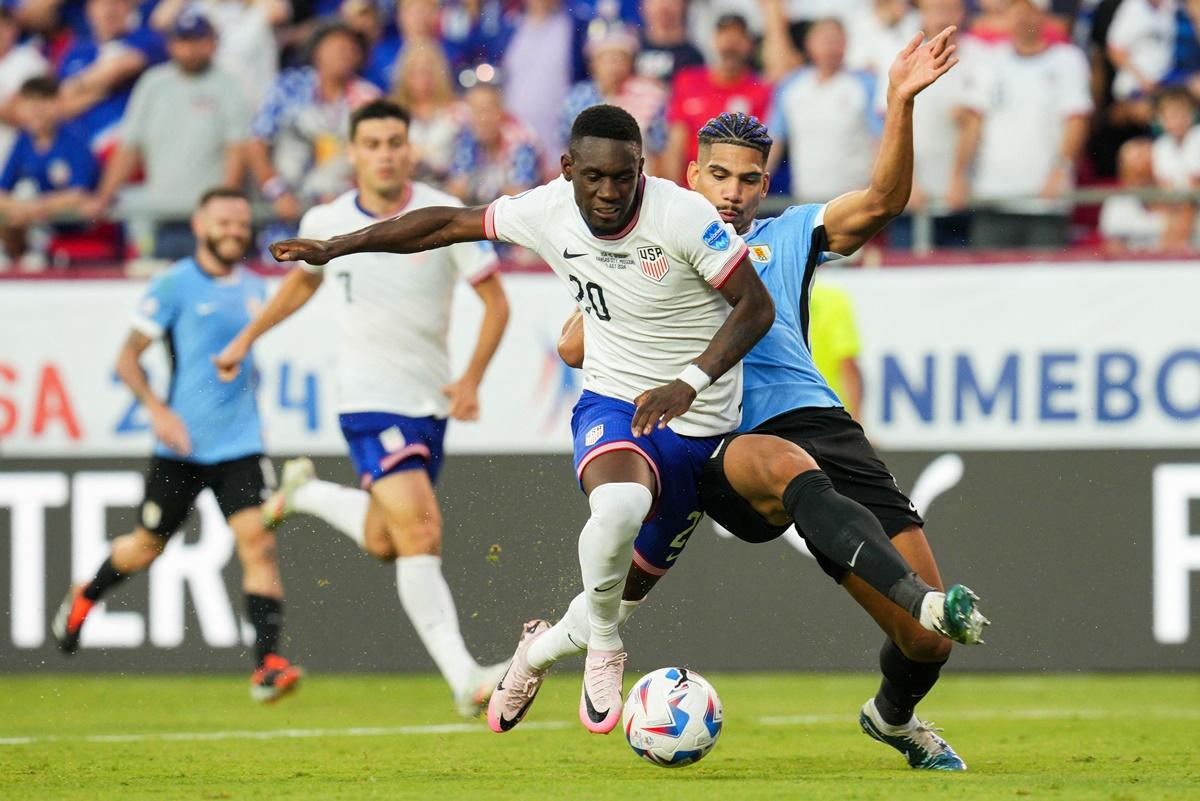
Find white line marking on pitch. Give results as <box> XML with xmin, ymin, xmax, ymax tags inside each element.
<box><xmin>0</xmin><ymin>720</ymin><xmax>572</xmax><ymax>747</ymax></box>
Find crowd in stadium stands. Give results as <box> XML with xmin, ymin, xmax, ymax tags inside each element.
<box><xmin>1</xmin><ymin>0</ymin><xmax>1200</xmax><ymax>271</ymax></box>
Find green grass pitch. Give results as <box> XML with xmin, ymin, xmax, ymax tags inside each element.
<box><xmin>2</xmin><ymin>673</ymin><xmax>1196</xmax><ymax>800</ymax></box>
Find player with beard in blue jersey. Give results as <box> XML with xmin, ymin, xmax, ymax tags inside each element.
<box><xmin>496</xmin><ymin>27</ymin><xmax>988</xmax><ymax>771</ymax></box>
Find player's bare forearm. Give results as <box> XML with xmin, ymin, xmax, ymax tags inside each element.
<box><xmin>558</xmin><ymin>310</ymin><xmax>585</xmax><ymax>369</ymax></box>
<box><xmin>115</xmin><ymin>331</ymin><xmax>163</xmax><ymax>411</ymax></box>
<box><xmin>631</xmin><ymin>261</ymin><xmax>773</xmax><ymax>435</ymax></box>
<box><xmin>461</xmin><ymin>274</ymin><xmax>509</xmax><ymax>384</ymax></box>
<box><xmin>824</xmin><ymin>27</ymin><xmax>958</xmax><ymax>255</ymax></box>
<box><xmin>695</xmin><ymin>260</ymin><xmax>775</xmax><ymax>380</ymax></box>
<box><xmin>270</xmin><ymin>205</ymin><xmax>489</xmax><ymax>265</ymax></box>
<box><xmin>241</xmin><ymin>267</ymin><xmax>321</xmax><ymax>346</ymax></box>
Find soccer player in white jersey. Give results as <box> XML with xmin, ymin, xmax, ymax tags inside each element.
<box><xmin>214</xmin><ymin>101</ymin><xmax>512</xmax><ymax>717</ymax></box>
<box><xmin>268</xmin><ymin>104</ymin><xmax>776</xmax><ymax>734</ymax></box>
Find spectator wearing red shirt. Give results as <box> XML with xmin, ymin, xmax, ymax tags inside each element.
<box><xmin>661</xmin><ymin>13</ymin><xmax>771</xmax><ymax>185</ymax></box>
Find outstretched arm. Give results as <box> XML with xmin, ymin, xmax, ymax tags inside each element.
<box><xmin>823</xmin><ymin>27</ymin><xmax>959</xmax><ymax>256</ymax></box>
<box><xmin>631</xmin><ymin>259</ymin><xmax>775</xmax><ymax>436</ymax></box>
<box><xmin>270</xmin><ymin>205</ymin><xmax>489</xmax><ymax>265</ymax></box>
<box><xmin>214</xmin><ymin>267</ymin><xmax>322</xmax><ymax>381</ymax></box>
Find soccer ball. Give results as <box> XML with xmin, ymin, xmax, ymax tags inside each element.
<box><xmin>622</xmin><ymin>667</ymin><xmax>723</xmax><ymax>768</ymax></box>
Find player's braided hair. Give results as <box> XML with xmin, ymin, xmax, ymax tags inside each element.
<box><xmin>697</xmin><ymin>112</ymin><xmax>773</xmax><ymax>160</ymax></box>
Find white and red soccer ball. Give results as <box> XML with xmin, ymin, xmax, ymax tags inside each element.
<box><xmin>622</xmin><ymin>667</ymin><xmax>723</xmax><ymax>768</ymax></box>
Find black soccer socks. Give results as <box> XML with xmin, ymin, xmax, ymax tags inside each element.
<box><xmin>246</xmin><ymin>594</ymin><xmax>283</xmax><ymax>666</ymax></box>
<box><xmin>82</xmin><ymin>557</ymin><xmax>128</xmax><ymax>601</ymax></box>
<box><xmin>782</xmin><ymin>470</ymin><xmax>933</xmax><ymax>618</ymax></box>
<box><xmin>875</xmin><ymin>639</ymin><xmax>948</xmax><ymax>725</ymax></box>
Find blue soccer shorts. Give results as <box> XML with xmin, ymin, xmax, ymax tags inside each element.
<box><xmin>571</xmin><ymin>390</ymin><xmax>722</xmax><ymax>576</ymax></box>
<box><xmin>338</xmin><ymin>412</ymin><xmax>448</xmax><ymax>489</ymax></box>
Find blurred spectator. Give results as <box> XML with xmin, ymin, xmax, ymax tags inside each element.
<box><xmin>502</xmin><ymin>0</ymin><xmax>574</xmax><ymax>171</ymax></box>
<box><xmin>370</xmin><ymin>0</ymin><xmax>492</xmax><ymax>88</ymax></box>
<box><xmin>57</xmin><ymin>0</ymin><xmax>167</xmax><ymax>160</ymax></box>
<box><xmin>883</xmin><ymin>0</ymin><xmax>982</xmax><ymax>248</ymax></box>
<box><xmin>87</xmin><ymin>9</ymin><xmax>251</xmax><ymax>259</ymax></box>
<box><xmin>846</xmin><ymin>0</ymin><xmax>920</xmax><ymax>74</ymax></box>
<box><xmin>0</xmin><ymin>77</ymin><xmax>99</xmax><ymax>271</ymax></box>
<box><xmin>952</xmin><ymin>0</ymin><xmax>1092</xmax><ymax>249</ymax></box>
<box><xmin>687</xmin><ymin>0</ymin><xmax>765</xmax><ymax>66</ymax></box>
<box><xmin>12</xmin><ymin>0</ymin><xmax>158</xmax><ymax>37</ymax></box>
<box><xmin>1107</xmin><ymin>0</ymin><xmax>1178</xmax><ymax>101</ymax></box>
<box><xmin>247</xmin><ymin>22</ymin><xmax>380</xmax><ymax>222</ymax></box>
<box><xmin>0</xmin><ymin>7</ymin><xmax>49</xmax><ymax>168</ymax></box>
<box><xmin>1099</xmin><ymin>137</ymin><xmax>1171</xmax><ymax>251</ymax></box>
<box><xmin>662</xmin><ymin>14</ymin><xmax>770</xmax><ymax>184</ymax></box>
<box><xmin>341</xmin><ymin>0</ymin><xmax>390</xmax><ymax>90</ymax></box>
<box><xmin>391</xmin><ymin>44</ymin><xmax>465</xmax><ymax>183</ymax></box>
<box><xmin>561</xmin><ymin>24</ymin><xmax>669</xmax><ymax>175</ymax></box>
<box><xmin>152</xmin><ymin>0</ymin><xmax>287</xmax><ymax>108</ymax></box>
<box><xmin>637</xmin><ymin>0</ymin><xmax>705</xmax><ymax>85</ymax></box>
<box><xmin>808</xmin><ymin>280</ymin><xmax>862</xmax><ymax>420</ymax></box>
<box><xmin>446</xmin><ymin>82</ymin><xmax>540</xmax><ymax>205</ymax></box>
<box><xmin>1163</xmin><ymin>0</ymin><xmax>1200</xmax><ymax>89</ymax></box>
<box><xmin>1148</xmin><ymin>86</ymin><xmax>1199</xmax><ymax>246</ymax></box>
<box><xmin>768</xmin><ymin>19</ymin><xmax>878</xmax><ymax>203</ymax></box>
<box><xmin>969</xmin><ymin>0</ymin><xmax>1014</xmax><ymax>43</ymax></box>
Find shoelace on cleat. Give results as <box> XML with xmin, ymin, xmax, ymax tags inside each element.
<box><xmin>588</xmin><ymin>652</ymin><xmax>627</xmax><ymax>701</ymax></box>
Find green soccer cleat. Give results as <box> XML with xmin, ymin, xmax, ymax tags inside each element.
<box><xmin>262</xmin><ymin>457</ymin><xmax>315</xmax><ymax>530</ymax></box>
<box><xmin>859</xmin><ymin>698</ymin><xmax>967</xmax><ymax>771</ymax></box>
<box><xmin>920</xmin><ymin>584</ymin><xmax>990</xmax><ymax>645</ymax></box>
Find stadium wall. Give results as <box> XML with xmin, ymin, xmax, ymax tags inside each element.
<box><xmin>2</xmin><ymin>266</ymin><xmax>1198</xmax><ymax>672</ymax></box>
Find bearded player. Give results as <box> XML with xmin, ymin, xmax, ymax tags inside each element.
<box><xmin>492</xmin><ymin>29</ymin><xmax>990</xmax><ymax>771</ymax></box>
<box><xmin>215</xmin><ymin>100</ymin><xmax>511</xmax><ymax>717</ymax></box>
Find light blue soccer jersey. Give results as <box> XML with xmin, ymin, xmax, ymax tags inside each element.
<box><xmin>132</xmin><ymin>258</ymin><xmax>267</xmax><ymax>464</ymax></box>
<box><xmin>740</xmin><ymin>203</ymin><xmax>843</xmax><ymax>431</ymax></box>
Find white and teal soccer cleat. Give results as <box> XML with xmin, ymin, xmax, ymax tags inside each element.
<box><xmin>859</xmin><ymin>698</ymin><xmax>967</xmax><ymax>771</ymax></box>
<box><xmin>262</xmin><ymin>457</ymin><xmax>315</xmax><ymax>530</ymax></box>
<box><xmin>920</xmin><ymin>584</ymin><xmax>990</xmax><ymax>645</ymax></box>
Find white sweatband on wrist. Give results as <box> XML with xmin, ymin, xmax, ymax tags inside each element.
<box><xmin>677</xmin><ymin>363</ymin><xmax>712</xmax><ymax>394</ymax></box>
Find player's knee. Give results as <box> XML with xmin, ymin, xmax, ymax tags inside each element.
<box><xmin>125</xmin><ymin>530</ymin><xmax>166</xmax><ymax>569</ymax></box>
<box><xmin>899</xmin><ymin>628</ymin><xmax>953</xmax><ymax>663</ymax></box>
<box><xmin>393</xmin><ymin>519</ymin><xmax>442</xmax><ymax>556</ymax></box>
<box><xmin>767</xmin><ymin>448</ymin><xmax>820</xmax><ymax>495</ymax></box>
<box><xmin>588</xmin><ymin>483</ymin><xmax>653</xmax><ymax>532</ymax></box>
<box><xmin>364</xmin><ymin>539</ymin><xmax>398</xmax><ymax>562</ymax></box>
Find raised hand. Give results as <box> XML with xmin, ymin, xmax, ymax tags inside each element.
<box><xmin>889</xmin><ymin>26</ymin><xmax>959</xmax><ymax>103</ymax></box>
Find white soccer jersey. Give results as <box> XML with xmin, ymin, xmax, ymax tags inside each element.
<box><xmin>484</xmin><ymin>175</ymin><xmax>749</xmax><ymax>437</ymax></box>
<box><xmin>299</xmin><ymin>185</ymin><xmax>499</xmax><ymax>417</ymax></box>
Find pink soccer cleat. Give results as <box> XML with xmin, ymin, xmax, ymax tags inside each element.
<box><xmin>580</xmin><ymin>648</ymin><xmax>627</xmax><ymax>734</ymax></box>
<box><xmin>487</xmin><ymin>619</ymin><xmax>552</xmax><ymax>733</ymax></box>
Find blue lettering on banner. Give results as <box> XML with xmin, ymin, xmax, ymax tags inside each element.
<box><xmin>111</xmin><ymin>371</ymin><xmax>150</xmax><ymax>435</ymax></box>
<box><xmin>1096</xmin><ymin>351</ymin><xmax>1139</xmax><ymax>423</ymax></box>
<box><xmin>1156</xmin><ymin>350</ymin><xmax>1200</xmax><ymax>420</ymax></box>
<box><xmin>883</xmin><ymin>354</ymin><xmax>934</xmax><ymax>423</ymax></box>
<box><xmin>955</xmin><ymin>353</ymin><xmax>1018</xmax><ymax>423</ymax></box>
<box><xmin>701</xmin><ymin>221</ymin><xmax>730</xmax><ymax>251</ymax></box>
<box><xmin>1039</xmin><ymin>353</ymin><xmax>1078</xmax><ymax>422</ymax></box>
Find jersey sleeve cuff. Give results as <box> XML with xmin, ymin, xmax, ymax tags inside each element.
<box><xmin>709</xmin><ymin>242</ymin><xmax>749</xmax><ymax>290</ymax></box>
<box><xmin>466</xmin><ymin>259</ymin><xmax>501</xmax><ymax>286</ymax></box>
<box><xmin>130</xmin><ymin>314</ymin><xmax>163</xmax><ymax>339</ymax></box>
<box><xmin>482</xmin><ymin>201</ymin><xmax>499</xmax><ymax>241</ymax></box>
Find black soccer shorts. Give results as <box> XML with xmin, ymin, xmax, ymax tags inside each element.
<box><xmin>139</xmin><ymin>455</ymin><xmax>276</xmax><ymax>538</ymax></box>
<box><xmin>699</xmin><ymin>406</ymin><xmax>924</xmax><ymax>583</ymax></box>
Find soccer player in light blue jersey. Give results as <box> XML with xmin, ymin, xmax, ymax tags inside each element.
<box><xmin>507</xmin><ymin>27</ymin><xmax>989</xmax><ymax>769</ymax></box>
<box><xmin>51</xmin><ymin>188</ymin><xmax>302</xmax><ymax>702</ymax></box>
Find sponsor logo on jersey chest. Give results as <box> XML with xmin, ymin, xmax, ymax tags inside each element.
<box><xmin>637</xmin><ymin>246</ymin><xmax>670</xmax><ymax>282</ymax></box>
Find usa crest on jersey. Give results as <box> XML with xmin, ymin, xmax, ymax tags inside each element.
<box><xmin>638</xmin><ymin>245</ymin><xmax>670</xmax><ymax>282</ymax></box>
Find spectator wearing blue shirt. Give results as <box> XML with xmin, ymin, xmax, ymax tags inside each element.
<box><xmin>56</xmin><ymin>0</ymin><xmax>166</xmax><ymax>160</ymax></box>
<box><xmin>0</xmin><ymin>77</ymin><xmax>99</xmax><ymax>270</ymax></box>
<box><xmin>446</xmin><ymin>81</ymin><xmax>540</xmax><ymax>207</ymax></box>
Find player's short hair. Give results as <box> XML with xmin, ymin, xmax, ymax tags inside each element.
<box><xmin>1153</xmin><ymin>85</ymin><xmax>1196</xmax><ymax>114</ymax></box>
<box><xmin>569</xmin><ymin>104</ymin><xmax>642</xmax><ymax>152</ymax></box>
<box><xmin>697</xmin><ymin>112</ymin><xmax>773</xmax><ymax>161</ymax></box>
<box><xmin>349</xmin><ymin>99</ymin><xmax>411</xmax><ymax>140</ymax></box>
<box><xmin>18</xmin><ymin>76</ymin><xmax>58</xmax><ymax>98</ymax></box>
<box><xmin>198</xmin><ymin>186</ymin><xmax>250</xmax><ymax>207</ymax></box>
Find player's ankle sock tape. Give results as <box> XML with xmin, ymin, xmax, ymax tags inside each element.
<box><xmin>246</xmin><ymin>594</ymin><xmax>283</xmax><ymax>666</ymax></box>
<box><xmin>875</xmin><ymin>639</ymin><xmax>948</xmax><ymax>726</ymax></box>
<box><xmin>782</xmin><ymin>470</ymin><xmax>932</xmax><ymax>617</ymax></box>
<box><xmin>82</xmin><ymin>557</ymin><xmax>128</xmax><ymax>602</ymax></box>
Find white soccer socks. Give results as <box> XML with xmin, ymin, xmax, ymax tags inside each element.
<box><xmin>396</xmin><ymin>554</ymin><xmax>477</xmax><ymax>695</ymax></box>
<box><xmin>528</xmin><ymin>592</ymin><xmax>644</xmax><ymax>671</ymax></box>
<box><xmin>292</xmin><ymin>480</ymin><xmax>370</xmax><ymax>548</ymax></box>
<box><xmin>577</xmin><ymin>482</ymin><xmax>654</xmax><ymax>652</ymax></box>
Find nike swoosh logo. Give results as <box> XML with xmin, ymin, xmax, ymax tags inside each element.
<box><xmin>584</xmin><ymin>689</ymin><xmax>610</xmax><ymax>723</ymax></box>
<box><xmin>595</xmin><ymin>580</ymin><xmax>622</xmax><ymax>593</ymax></box>
<box><xmin>848</xmin><ymin>541</ymin><xmax>865</xmax><ymax>569</ymax></box>
<box><xmin>499</xmin><ymin>686</ymin><xmax>542</xmax><ymax>731</ymax></box>
<box><xmin>563</xmin><ymin>248</ymin><xmax>587</xmax><ymax>259</ymax></box>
